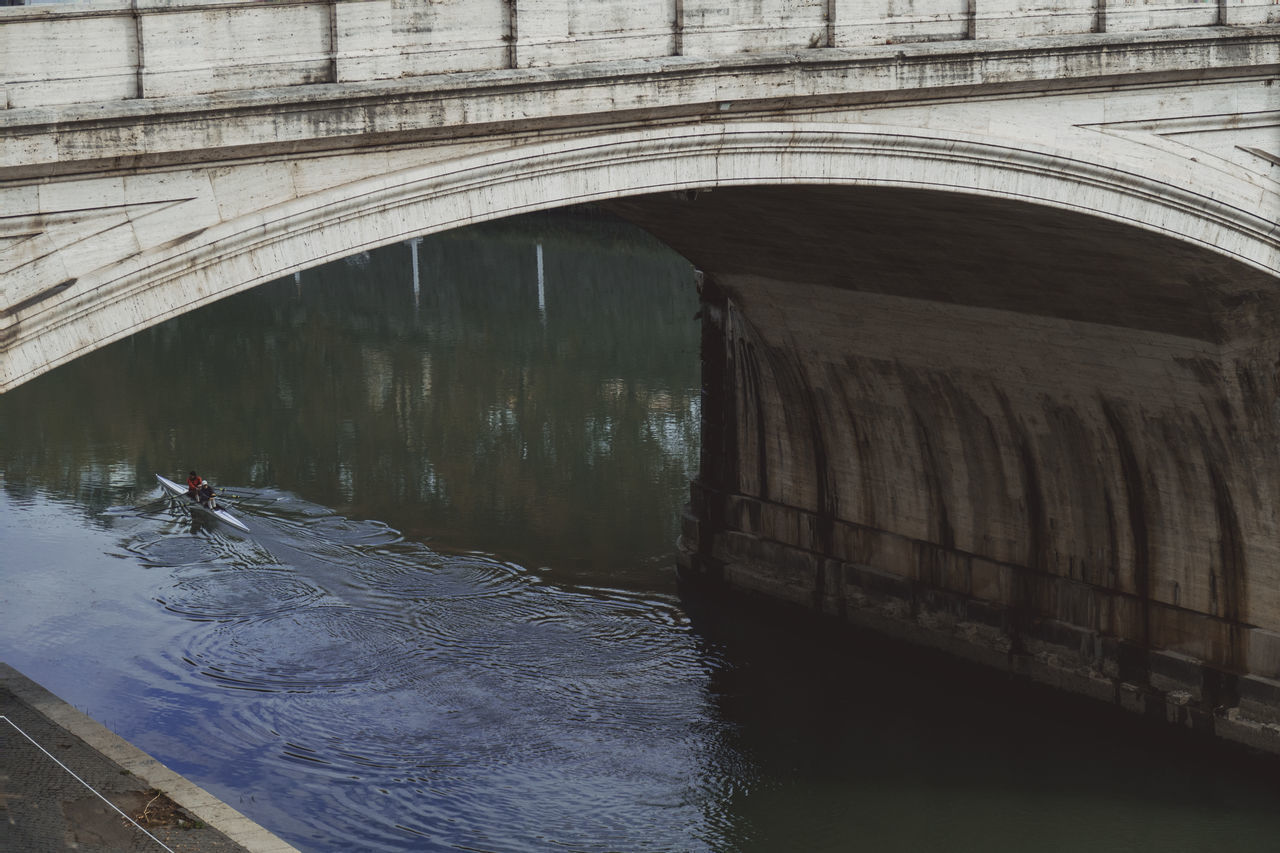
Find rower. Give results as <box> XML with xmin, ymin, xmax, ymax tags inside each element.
<box><xmin>198</xmin><ymin>480</ymin><xmax>217</xmax><ymax>509</ymax></box>
<box><xmin>187</xmin><ymin>470</ymin><xmax>203</xmax><ymax>498</ymax></box>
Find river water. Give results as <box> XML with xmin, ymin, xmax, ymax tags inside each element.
<box><xmin>4</xmin><ymin>211</ymin><xmax>1280</xmax><ymax>852</ymax></box>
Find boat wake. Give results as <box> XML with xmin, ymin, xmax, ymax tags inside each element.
<box><xmin>113</xmin><ymin>486</ymin><xmax>717</xmax><ymax>853</ymax></box>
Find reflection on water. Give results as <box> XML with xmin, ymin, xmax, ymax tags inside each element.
<box><xmin>4</xmin><ymin>210</ymin><xmax>1280</xmax><ymax>852</ymax></box>
<box><xmin>2</xmin><ymin>210</ymin><xmax>700</xmax><ymax>584</ymax></box>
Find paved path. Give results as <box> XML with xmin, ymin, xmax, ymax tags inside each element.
<box><xmin>0</xmin><ymin>663</ymin><xmax>299</xmax><ymax>853</ymax></box>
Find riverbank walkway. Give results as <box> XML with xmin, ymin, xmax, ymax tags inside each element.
<box><xmin>0</xmin><ymin>663</ymin><xmax>299</xmax><ymax>852</ymax></box>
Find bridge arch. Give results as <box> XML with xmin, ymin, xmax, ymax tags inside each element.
<box><xmin>3</xmin><ymin>120</ymin><xmax>1276</xmax><ymax>391</ymax></box>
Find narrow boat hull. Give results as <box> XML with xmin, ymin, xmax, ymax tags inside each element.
<box><xmin>155</xmin><ymin>474</ymin><xmax>250</xmax><ymax>533</ymax></box>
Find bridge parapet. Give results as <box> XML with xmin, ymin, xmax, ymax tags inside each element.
<box><xmin>1</xmin><ymin>0</ymin><xmax>1276</xmax><ymax>109</ymax></box>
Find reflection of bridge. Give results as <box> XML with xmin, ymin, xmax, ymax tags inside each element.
<box><xmin>5</xmin><ymin>2</ymin><xmax>1280</xmax><ymax>752</ymax></box>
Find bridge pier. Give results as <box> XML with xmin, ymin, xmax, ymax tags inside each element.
<box><xmin>608</xmin><ymin>185</ymin><xmax>1280</xmax><ymax>754</ymax></box>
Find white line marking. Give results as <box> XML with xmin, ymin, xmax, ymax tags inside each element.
<box><xmin>1</xmin><ymin>714</ymin><xmax>178</xmax><ymax>853</ymax></box>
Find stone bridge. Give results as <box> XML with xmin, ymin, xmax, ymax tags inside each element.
<box><xmin>3</xmin><ymin>0</ymin><xmax>1280</xmax><ymax>752</ymax></box>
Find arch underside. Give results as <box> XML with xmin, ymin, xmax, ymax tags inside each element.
<box><xmin>2</xmin><ymin>120</ymin><xmax>1277</xmax><ymax>393</ymax></box>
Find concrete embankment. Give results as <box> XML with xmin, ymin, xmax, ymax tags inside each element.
<box><xmin>0</xmin><ymin>663</ymin><xmax>299</xmax><ymax>853</ymax></box>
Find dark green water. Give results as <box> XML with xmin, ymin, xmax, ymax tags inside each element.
<box><xmin>4</xmin><ymin>210</ymin><xmax>1280</xmax><ymax>852</ymax></box>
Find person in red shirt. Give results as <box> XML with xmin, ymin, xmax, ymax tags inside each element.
<box><xmin>187</xmin><ymin>471</ymin><xmax>203</xmax><ymax>498</ymax></box>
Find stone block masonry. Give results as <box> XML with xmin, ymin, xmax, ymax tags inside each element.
<box><xmin>2</xmin><ymin>0</ymin><xmax>1276</xmax><ymax>109</ymax></box>
<box><xmin>611</xmin><ymin>183</ymin><xmax>1280</xmax><ymax>754</ymax></box>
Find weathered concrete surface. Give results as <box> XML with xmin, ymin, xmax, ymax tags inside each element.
<box><xmin>2</xmin><ymin>0</ymin><xmax>1277</xmax><ymax>400</ymax></box>
<box><xmin>4</xmin><ymin>0</ymin><xmax>1275</xmax><ymax>110</ymax></box>
<box><xmin>0</xmin><ymin>663</ymin><xmax>298</xmax><ymax>852</ymax></box>
<box><xmin>608</xmin><ymin>184</ymin><xmax>1280</xmax><ymax>753</ymax></box>
<box><xmin>2</xmin><ymin>27</ymin><xmax>1277</xmax><ymax>392</ymax></box>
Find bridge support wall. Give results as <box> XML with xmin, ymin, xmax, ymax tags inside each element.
<box><xmin>607</xmin><ymin>185</ymin><xmax>1280</xmax><ymax>755</ymax></box>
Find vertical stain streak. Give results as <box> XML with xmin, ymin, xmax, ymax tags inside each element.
<box><xmin>1017</xmin><ymin>437</ymin><xmax>1046</xmax><ymax>574</ymax></box>
<box><xmin>995</xmin><ymin>391</ymin><xmax>1046</xmax><ymax>654</ymax></box>
<box><xmin>755</xmin><ymin>343</ymin><xmax>835</xmax><ymax>552</ymax></box>
<box><xmin>827</xmin><ymin>360</ymin><xmax>876</xmax><ymax>530</ymax></box>
<box><xmin>1102</xmin><ymin>487</ymin><xmax>1120</xmax><ymax>636</ymax></box>
<box><xmin>1102</xmin><ymin>400</ymin><xmax>1151</xmax><ymax>657</ymax></box>
<box><xmin>737</xmin><ymin>338</ymin><xmax>769</xmax><ymax>500</ymax></box>
<box><xmin>910</xmin><ymin>407</ymin><xmax>955</xmax><ymax>552</ymax></box>
<box><xmin>761</xmin><ymin>347</ymin><xmax>837</xmax><ymax>610</ymax></box>
<box><xmin>996</xmin><ymin>392</ymin><xmax>1046</xmax><ymax>574</ymax></box>
<box><xmin>789</xmin><ymin>351</ymin><xmax>836</xmax><ymax>555</ymax></box>
<box><xmin>1199</xmin><ymin>428</ymin><xmax>1247</xmax><ymax>682</ymax></box>
<box><xmin>698</xmin><ymin>277</ymin><xmax>736</xmax><ymax>494</ymax></box>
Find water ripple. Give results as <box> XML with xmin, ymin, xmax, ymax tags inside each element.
<box><xmin>157</xmin><ymin>568</ymin><xmax>327</xmax><ymax>623</ymax></box>
<box><xmin>117</xmin><ymin>488</ymin><xmax>728</xmax><ymax>852</ymax></box>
